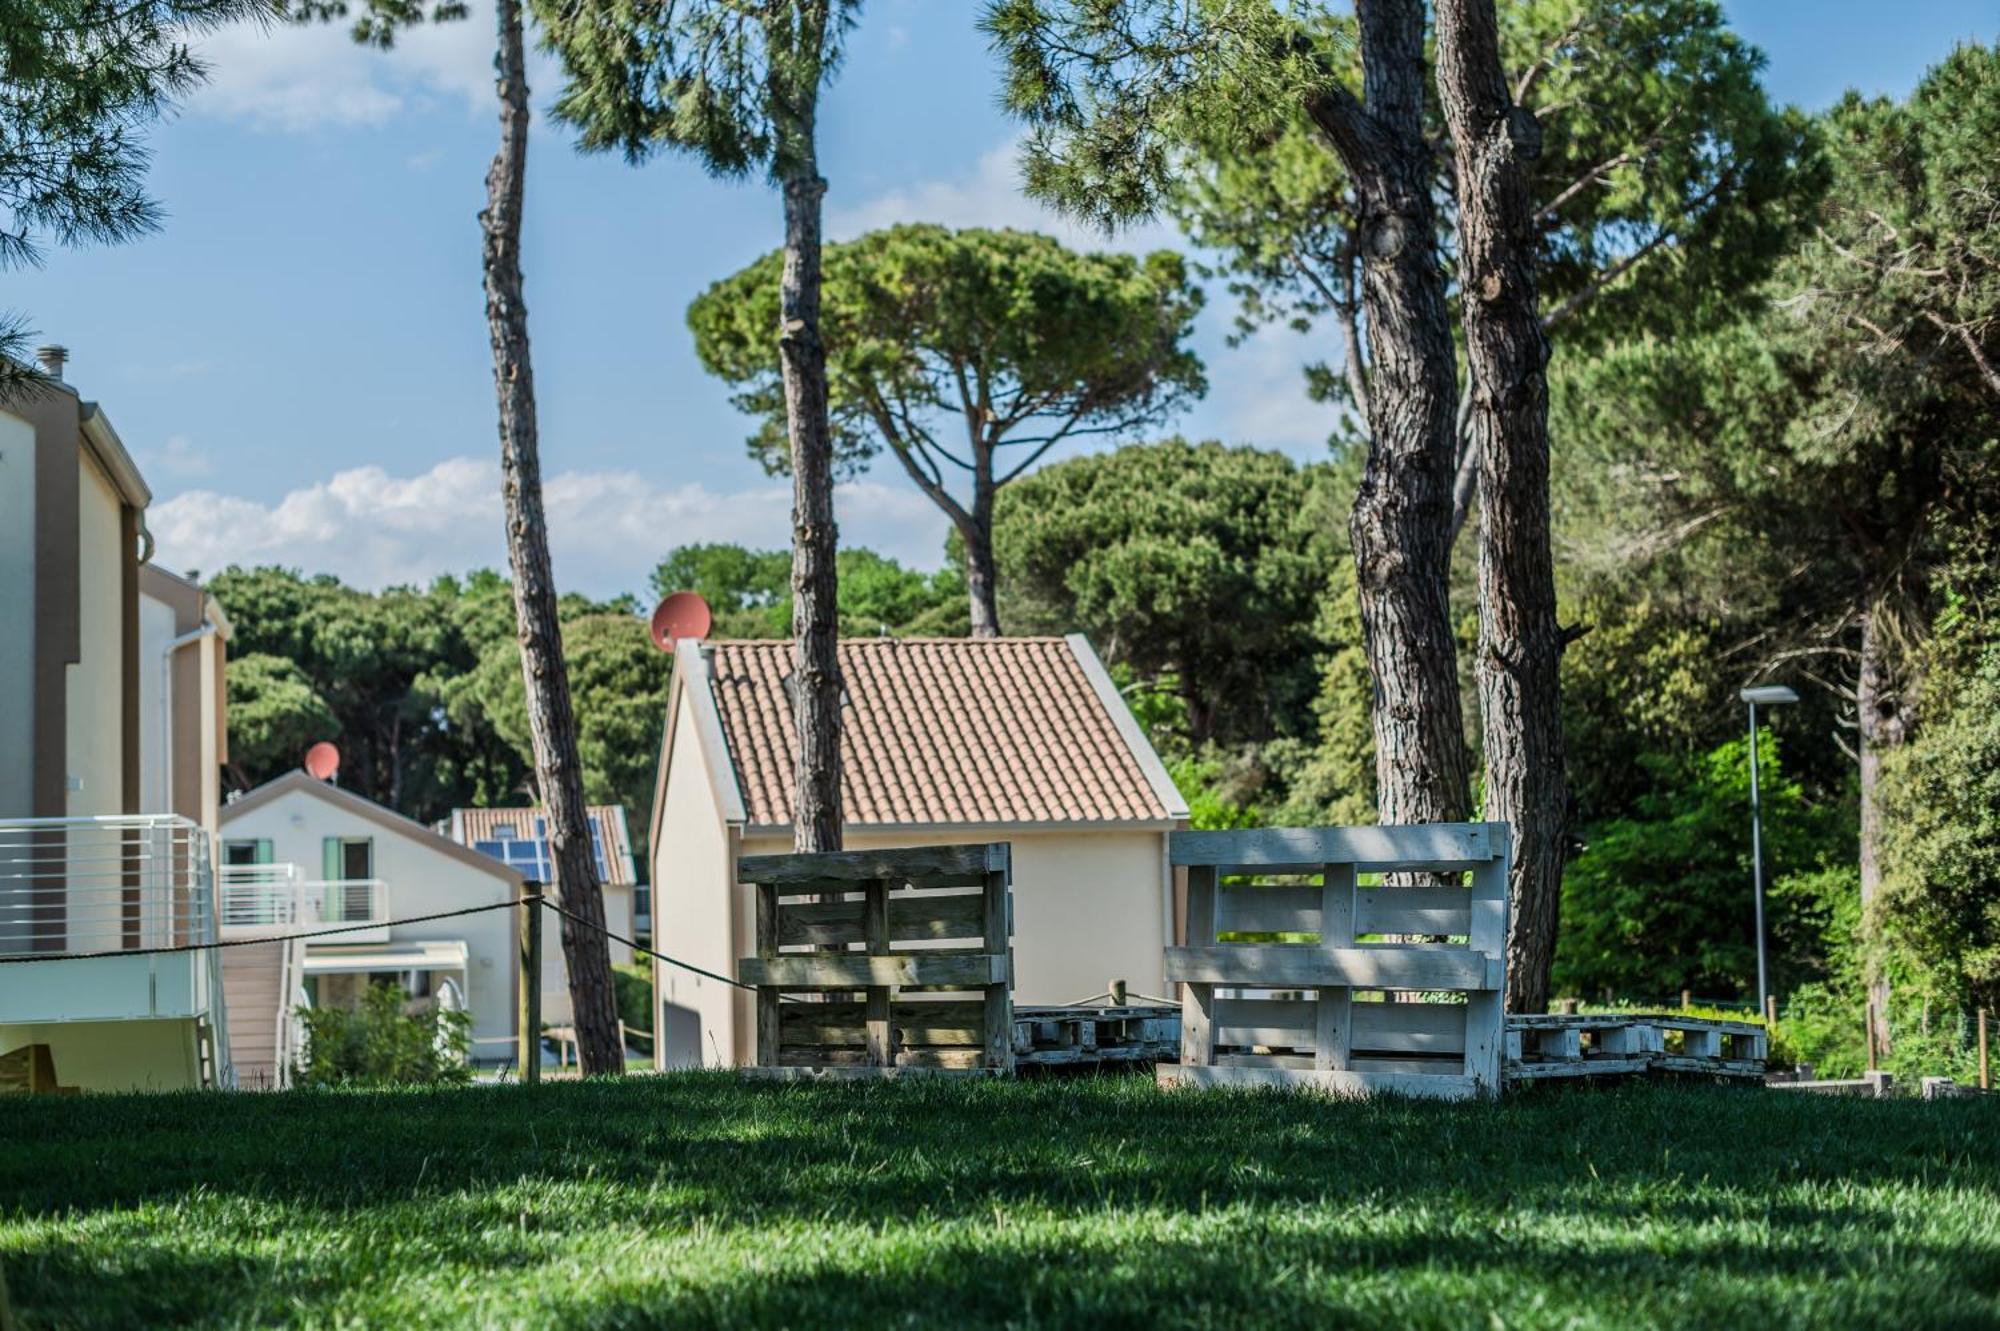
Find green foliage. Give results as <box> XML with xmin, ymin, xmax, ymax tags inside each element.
<box><xmin>992</xmin><ymin>439</ymin><xmax>1337</xmax><ymax>749</ymax></box>
<box><xmin>293</xmin><ymin>983</ymin><xmax>471</xmax><ymax>1088</ymax></box>
<box><xmin>1555</xmin><ymin>731</ymin><xmax>1854</xmax><ymax>1003</ymax></box>
<box><xmin>1880</xmin><ymin>543</ymin><xmax>2000</xmax><ymax>1015</ymax></box>
<box><xmin>0</xmin><ymin>0</ymin><xmax>274</xmax><ymax>395</ymax></box>
<box><xmin>612</xmin><ymin>962</ymin><xmax>652</xmax><ymax>1035</ymax></box>
<box><xmin>273</xmin><ymin>0</ymin><xmax>465</xmax><ymax>48</ymax></box>
<box><xmin>536</xmin><ymin>0</ymin><xmax>859</xmax><ymax>180</ymax></box>
<box><xmin>688</xmin><ymin>224</ymin><xmax>1205</xmax><ymax>483</ymax></box>
<box><xmin>220</xmin><ymin>653</ymin><xmax>340</xmax><ymax>783</ymax></box>
<box><xmin>1167</xmin><ymin>0</ymin><xmax>1819</xmax><ymax>387</ymax></box>
<box><xmin>648</xmin><ymin>543</ymin><xmax>965</xmax><ymax>639</ymax></box>
<box><xmin>8</xmin><ymin>1079</ymin><xmax>2000</xmax><ymax>1325</ymax></box>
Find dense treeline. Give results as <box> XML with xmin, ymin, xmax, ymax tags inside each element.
<box><xmin>207</xmin><ymin>20</ymin><xmax>1998</xmax><ymax>1082</ymax></box>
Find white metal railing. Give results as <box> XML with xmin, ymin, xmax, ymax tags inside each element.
<box><xmin>0</xmin><ymin>814</ymin><xmax>216</xmax><ymax>958</ymax></box>
<box><xmin>218</xmin><ymin>862</ymin><xmax>304</xmax><ymax>929</ymax></box>
<box><xmin>217</xmin><ymin>869</ymin><xmax>388</xmax><ymax>935</ymax></box>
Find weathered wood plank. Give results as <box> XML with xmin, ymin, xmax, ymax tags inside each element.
<box><xmin>1216</xmin><ymin>884</ymin><xmax>1474</xmax><ymax>938</ymax></box>
<box><xmin>1164</xmin><ymin>945</ymin><xmax>1497</xmax><ymax>991</ymax></box>
<box><xmin>740</xmin><ymin>952</ymin><xmax>1008</xmax><ymax>989</ymax></box>
<box><xmin>754</xmin><ymin>882</ymin><xmax>779</xmax><ymax>1068</ymax></box>
<box><xmin>1314</xmin><ymin>863</ymin><xmax>1355</xmax><ymax>1072</ymax></box>
<box><xmin>777</xmin><ymin>892</ymin><xmax>992</xmax><ymax>947</ymax></box>
<box><xmin>863</xmin><ymin>879</ymin><xmax>892</xmax><ymax>1067</ymax></box>
<box><xmin>1212</xmin><ymin>997</ymin><xmax>1469</xmax><ymax>1054</ymax></box>
<box><xmin>981</xmin><ymin>865</ymin><xmax>1014</xmax><ymax>1074</ymax></box>
<box><xmin>739</xmin><ymin>843</ymin><xmax>1009</xmax><ymax>889</ymax></box>
<box><xmin>1158</xmin><ymin>1063</ymin><xmax>1482</xmax><ymax>1101</ymax></box>
<box><xmin>1180</xmin><ymin>865</ymin><xmax>1218</xmax><ymax>1067</ymax></box>
<box><xmin>1172</xmin><ymin>824</ymin><xmax>1505</xmax><ymax>872</ymax></box>
<box><xmin>780</xmin><ymin>1000</ymin><xmax>987</xmax><ymax>1046</ymax></box>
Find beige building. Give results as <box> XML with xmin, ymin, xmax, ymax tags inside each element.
<box><xmin>138</xmin><ymin>564</ymin><xmax>232</xmax><ymax>837</ymax></box>
<box><xmin>646</xmin><ymin>635</ymin><xmax>1188</xmax><ymax>1070</ymax></box>
<box><xmin>0</xmin><ymin>348</ymin><xmax>237</xmax><ymax>1092</ymax></box>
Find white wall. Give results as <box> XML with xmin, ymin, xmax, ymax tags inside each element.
<box><xmin>651</xmin><ymin>685</ymin><xmax>737</xmax><ymax>1069</ymax></box>
<box><xmin>0</xmin><ymin>409</ymin><xmax>34</xmax><ymax>818</ymax></box>
<box><xmin>66</xmin><ymin>451</ymin><xmax>123</xmax><ymax>818</ymax></box>
<box><xmin>538</xmin><ymin>881</ymin><xmax>634</xmax><ymax>1027</ymax></box>
<box><xmin>220</xmin><ymin>788</ymin><xmax>518</xmax><ymax>1052</ymax></box>
<box><xmin>136</xmin><ymin>591</ymin><xmax>177</xmax><ymax>816</ymax></box>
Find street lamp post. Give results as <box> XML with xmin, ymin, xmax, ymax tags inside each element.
<box><xmin>1741</xmin><ymin>684</ymin><xmax>1799</xmax><ymax>1017</ymax></box>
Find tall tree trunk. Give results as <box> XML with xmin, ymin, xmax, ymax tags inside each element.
<box><xmin>966</xmin><ymin>463</ymin><xmax>1001</xmax><ymax>638</ymax></box>
<box><xmin>1436</xmin><ymin>0</ymin><xmax>1570</xmax><ymax>1013</ymax></box>
<box><xmin>771</xmin><ymin>6</ymin><xmax>843</xmax><ymax>853</ymax></box>
<box><xmin>483</xmin><ymin>0</ymin><xmax>623</xmax><ymax>1075</ymax></box>
<box><xmin>1306</xmin><ymin>0</ymin><xmax>1471</xmax><ymax>832</ymax></box>
<box><xmin>1856</xmin><ymin>590</ymin><xmax>1913</xmax><ymax>1053</ymax></box>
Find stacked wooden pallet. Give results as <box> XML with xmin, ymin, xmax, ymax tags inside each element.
<box><xmin>737</xmin><ymin>843</ymin><xmax>1015</xmax><ymax>1077</ymax></box>
<box><xmin>1506</xmin><ymin>1013</ymin><xmax>1768</xmax><ymax>1081</ymax></box>
<box><xmin>1013</xmin><ymin>1004</ymin><xmax>1180</xmax><ymax>1067</ymax></box>
<box><xmin>1158</xmin><ymin>823</ymin><xmax>1512</xmax><ymax>1101</ymax></box>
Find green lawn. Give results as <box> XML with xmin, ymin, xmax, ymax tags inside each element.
<box><xmin>3</xmin><ymin>1075</ymin><xmax>1997</xmax><ymax>1328</ymax></box>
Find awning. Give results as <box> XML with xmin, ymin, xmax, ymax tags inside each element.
<box><xmin>303</xmin><ymin>939</ymin><xmax>470</xmax><ymax>976</ymax></box>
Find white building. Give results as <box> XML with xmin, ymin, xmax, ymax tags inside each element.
<box><xmin>219</xmin><ymin>772</ymin><xmax>524</xmax><ymax>1064</ymax></box>
<box><xmin>646</xmin><ymin>635</ymin><xmax>1189</xmax><ymax>1070</ymax></box>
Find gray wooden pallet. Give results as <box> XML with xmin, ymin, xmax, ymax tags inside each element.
<box><xmin>1505</xmin><ymin>1013</ymin><xmax>1768</xmax><ymax>1082</ymax></box>
<box><xmin>1013</xmin><ymin>1004</ymin><xmax>1180</xmax><ymax>1067</ymax></box>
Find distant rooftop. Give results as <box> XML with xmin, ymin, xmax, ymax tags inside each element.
<box><xmin>446</xmin><ymin>805</ymin><xmax>637</xmax><ymax>886</ymax></box>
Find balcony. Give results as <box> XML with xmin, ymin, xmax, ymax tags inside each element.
<box><xmin>219</xmin><ymin>866</ymin><xmax>390</xmax><ymax>945</ymax></box>
<box><xmin>0</xmin><ymin>815</ymin><xmax>231</xmax><ymax>1089</ymax></box>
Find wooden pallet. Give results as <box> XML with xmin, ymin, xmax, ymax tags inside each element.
<box><xmin>1157</xmin><ymin>823</ymin><xmax>1511</xmax><ymax>1101</ymax></box>
<box><xmin>1505</xmin><ymin>1013</ymin><xmax>1768</xmax><ymax>1082</ymax></box>
<box><xmin>738</xmin><ymin>843</ymin><xmax>1015</xmax><ymax>1078</ymax></box>
<box><xmin>1013</xmin><ymin>1004</ymin><xmax>1180</xmax><ymax>1067</ymax></box>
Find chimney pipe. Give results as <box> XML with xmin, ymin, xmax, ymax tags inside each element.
<box><xmin>35</xmin><ymin>345</ymin><xmax>67</xmax><ymax>381</ymax></box>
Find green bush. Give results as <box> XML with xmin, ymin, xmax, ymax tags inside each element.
<box><xmin>293</xmin><ymin>982</ymin><xmax>471</xmax><ymax>1088</ymax></box>
<box><xmin>613</xmin><ymin>963</ymin><xmax>652</xmax><ymax>1036</ymax></box>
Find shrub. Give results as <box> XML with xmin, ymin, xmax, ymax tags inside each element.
<box><xmin>294</xmin><ymin>982</ymin><xmax>471</xmax><ymax>1088</ymax></box>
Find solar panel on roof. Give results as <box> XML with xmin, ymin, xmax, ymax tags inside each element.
<box><xmin>468</xmin><ymin>825</ymin><xmax>611</xmax><ymax>881</ymax></box>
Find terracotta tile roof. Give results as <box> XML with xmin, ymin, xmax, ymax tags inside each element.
<box><xmin>447</xmin><ymin>805</ymin><xmax>636</xmax><ymax>886</ymax></box>
<box><xmin>705</xmin><ymin>638</ymin><xmax>1175</xmax><ymax>828</ymax></box>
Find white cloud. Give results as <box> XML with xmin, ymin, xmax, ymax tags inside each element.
<box><xmin>139</xmin><ymin>434</ymin><xmax>215</xmax><ymax>479</ymax></box>
<box><xmin>827</xmin><ymin>140</ymin><xmax>1179</xmax><ymax>254</ymax></box>
<box><xmin>190</xmin><ymin>5</ymin><xmax>505</xmax><ymax>131</ymax></box>
<box><xmin>147</xmin><ymin>456</ymin><xmax>951</xmax><ymax>596</ymax></box>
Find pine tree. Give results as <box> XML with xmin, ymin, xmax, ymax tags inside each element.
<box><xmin>536</xmin><ymin>0</ymin><xmax>859</xmax><ymax>852</ymax></box>
<box><xmin>0</xmin><ymin>0</ymin><xmax>273</xmax><ymax>397</ymax></box>
<box><xmin>286</xmin><ymin>0</ymin><xmax>627</xmax><ymax>1074</ymax></box>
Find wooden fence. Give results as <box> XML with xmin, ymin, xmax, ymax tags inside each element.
<box><xmin>1158</xmin><ymin>823</ymin><xmax>1510</xmax><ymax>1100</ymax></box>
<box><xmin>736</xmin><ymin>843</ymin><xmax>1014</xmax><ymax>1076</ymax></box>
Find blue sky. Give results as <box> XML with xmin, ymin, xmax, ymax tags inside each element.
<box><xmin>15</xmin><ymin>0</ymin><xmax>1996</xmax><ymax>596</ymax></box>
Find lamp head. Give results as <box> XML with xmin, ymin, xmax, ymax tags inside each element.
<box><xmin>1740</xmin><ymin>685</ymin><xmax>1800</xmax><ymax>706</ymax></box>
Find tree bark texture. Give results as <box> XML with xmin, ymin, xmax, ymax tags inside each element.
<box><xmin>1856</xmin><ymin>591</ymin><xmax>1913</xmax><ymax>1053</ymax></box>
<box><xmin>483</xmin><ymin>0</ymin><xmax>623</xmax><ymax>1075</ymax></box>
<box><xmin>1305</xmin><ymin>0</ymin><xmax>1472</xmax><ymax>831</ymax></box>
<box><xmin>772</xmin><ymin>14</ymin><xmax>845</xmax><ymax>854</ymax></box>
<box><xmin>964</xmin><ymin>460</ymin><xmax>1001</xmax><ymax>637</ymax></box>
<box><xmin>1436</xmin><ymin>0</ymin><xmax>1571</xmax><ymax>1013</ymax></box>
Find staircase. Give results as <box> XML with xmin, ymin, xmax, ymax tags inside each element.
<box><xmin>220</xmin><ymin>941</ymin><xmax>299</xmax><ymax>1090</ymax></box>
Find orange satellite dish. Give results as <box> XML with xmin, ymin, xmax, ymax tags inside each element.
<box><xmin>649</xmin><ymin>591</ymin><xmax>713</xmax><ymax>653</ymax></box>
<box><xmin>304</xmin><ymin>741</ymin><xmax>340</xmax><ymax>782</ymax></box>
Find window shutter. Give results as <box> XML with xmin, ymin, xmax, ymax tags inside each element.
<box><xmin>322</xmin><ymin>837</ymin><xmax>341</xmax><ymax>881</ymax></box>
<box><xmin>255</xmin><ymin>839</ymin><xmax>274</xmax><ymax>865</ymax></box>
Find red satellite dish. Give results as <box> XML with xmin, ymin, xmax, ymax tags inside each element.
<box><xmin>304</xmin><ymin>742</ymin><xmax>341</xmax><ymax>782</ymax></box>
<box><xmin>649</xmin><ymin>591</ymin><xmax>713</xmax><ymax>653</ymax></box>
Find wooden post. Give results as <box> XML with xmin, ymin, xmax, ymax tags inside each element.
<box><xmin>754</xmin><ymin>881</ymin><xmax>779</xmax><ymax>1067</ymax></box>
<box><xmin>1109</xmin><ymin>978</ymin><xmax>1127</xmax><ymax>1007</ymax></box>
<box><xmin>1179</xmin><ymin>864</ymin><xmax>1218</xmax><ymax>1069</ymax></box>
<box><xmin>863</xmin><ymin>878</ymin><xmax>893</xmax><ymax>1067</ymax></box>
<box><xmin>1866</xmin><ymin>999</ymin><xmax>1878</xmax><ymax>1072</ymax></box>
<box><xmin>519</xmin><ymin>882</ymin><xmax>542</xmax><ymax>1086</ymax></box>
<box><xmin>1681</xmin><ymin>989</ymin><xmax>1691</xmax><ymax>1011</ymax></box>
<box><xmin>1765</xmin><ymin>994</ymin><xmax>1778</xmax><ymax>1027</ymax></box>
<box><xmin>1315</xmin><ymin>862</ymin><xmax>1356</xmax><ymax>1072</ymax></box>
<box><xmin>1979</xmin><ymin>1008</ymin><xmax>1989</xmax><ymax>1091</ymax></box>
<box><xmin>981</xmin><ymin>856</ymin><xmax>1014</xmax><ymax>1073</ymax></box>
